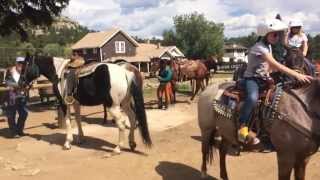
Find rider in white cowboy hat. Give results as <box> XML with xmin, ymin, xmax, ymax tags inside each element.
<box><xmin>285</xmin><ymin>19</ymin><xmax>308</xmax><ymax>56</ymax></box>
<box><xmin>238</xmin><ymin>18</ymin><xmax>313</xmax><ymax>144</ymax></box>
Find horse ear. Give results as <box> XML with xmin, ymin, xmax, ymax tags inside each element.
<box><xmin>25</xmin><ymin>52</ymin><xmax>31</xmax><ymax>62</ymax></box>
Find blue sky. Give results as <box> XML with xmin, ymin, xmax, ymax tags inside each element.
<box><xmin>63</xmin><ymin>0</ymin><xmax>320</xmax><ymax>38</ymax></box>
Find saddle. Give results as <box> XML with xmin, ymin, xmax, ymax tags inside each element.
<box><xmin>64</xmin><ymin>62</ymin><xmax>109</xmax><ymax>104</ymax></box>
<box><xmin>222</xmin><ymin>79</ymin><xmax>276</xmax><ymax>112</ymax></box>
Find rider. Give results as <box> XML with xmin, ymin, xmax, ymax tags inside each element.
<box><xmin>285</xmin><ymin>19</ymin><xmax>308</xmax><ymax>56</ymax></box>
<box><xmin>284</xmin><ymin>19</ymin><xmax>315</xmax><ymax>76</ymax></box>
<box><xmin>65</xmin><ymin>52</ymin><xmax>85</xmax><ymax>104</ymax></box>
<box><xmin>238</xmin><ymin>18</ymin><xmax>313</xmax><ymax>144</ymax></box>
<box><xmin>157</xmin><ymin>58</ymin><xmax>173</xmax><ymax>110</ymax></box>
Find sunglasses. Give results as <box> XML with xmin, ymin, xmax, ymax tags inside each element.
<box><xmin>267</xmin><ymin>33</ymin><xmax>278</xmax><ymax>39</ymax></box>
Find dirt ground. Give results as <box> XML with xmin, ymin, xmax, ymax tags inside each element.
<box><xmin>0</xmin><ymin>77</ymin><xmax>320</xmax><ymax>180</ymax></box>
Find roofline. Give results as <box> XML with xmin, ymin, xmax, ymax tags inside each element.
<box><xmin>99</xmin><ymin>29</ymin><xmax>139</xmax><ymax>48</ymax></box>
<box><xmin>159</xmin><ymin>46</ymin><xmax>185</xmax><ymax>57</ymax></box>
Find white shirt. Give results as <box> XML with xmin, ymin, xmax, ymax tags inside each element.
<box><xmin>287</xmin><ymin>33</ymin><xmax>308</xmax><ymax>48</ymax></box>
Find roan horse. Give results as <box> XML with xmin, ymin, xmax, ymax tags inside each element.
<box><xmin>22</xmin><ymin>55</ymin><xmax>152</xmax><ymax>153</ymax></box>
<box><xmin>199</xmin><ymin>49</ymin><xmax>319</xmax><ymax>180</ymax></box>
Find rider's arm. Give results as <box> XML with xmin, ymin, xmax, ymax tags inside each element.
<box><xmin>302</xmin><ymin>40</ymin><xmax>308</xmax><ymax>57</ymax></box>
<box><xmin>262</xmin><ymin>53</ymin><xmax>312</xmax><ymax>83</ymax></box>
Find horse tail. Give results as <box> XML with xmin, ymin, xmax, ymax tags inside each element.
<box><xmin>202</xmin><ymin>129</ymin><xmax>218</xmax><ymax>165</ymax></box>
<box><xmin>130</xmin><ymin>77</ymin><xmax>152</xmax><ymax>147</ymax></box>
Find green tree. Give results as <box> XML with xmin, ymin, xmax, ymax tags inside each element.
<box><xmin>310</xmin><ymin>34</ymin><xmax>320</xmax><ymax>61</ymax></box>
<box><xmin>0</xmin><ymin>0</ymin><xmax>69</xmax><ymax>41</ymax></box>
<box><xmin>162</xmin><ymin>12</ymin><xmax>224</xmax><ymax>59</ymax></box>
<box><xmin>43</xmin><ymin>43</ymin><xmax>63</xmax><ymax>57</ymax></box>
<box><xmin>225</xmin><ymin>32</ymin><xmax>258</xmax><ymax>48</ymax></box>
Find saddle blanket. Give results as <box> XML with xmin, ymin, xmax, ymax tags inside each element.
<box><xmin>78</xmin><ymin>62</ymin><xmax>109</xmax><ymax>78</ymax></box>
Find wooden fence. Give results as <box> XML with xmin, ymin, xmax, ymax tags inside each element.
<box><xmin>217</xmin><ymin>62</ymin><xmax>246</xmax><ymax>71</ymax></box>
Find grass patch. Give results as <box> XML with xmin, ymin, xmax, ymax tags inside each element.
<box><xmin>176</xmin><ymin>83</ymin><xmax>191</xmax><ymax>92</ymax></box>
<box><xmin>143</xmin><ymin>87</ymin><xmax>155</xmax><ymax>99</ymax></box>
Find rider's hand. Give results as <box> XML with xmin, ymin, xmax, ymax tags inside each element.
<box><xmin>295</xmin><ymin>73</ymin><xmax>313</xmax><ymax>83</ymax></box>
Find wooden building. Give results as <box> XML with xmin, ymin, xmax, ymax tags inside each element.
<box><xmin>71</xmin><ymin>28</ymin><xmax>184</xmax><ymax>74</ymax></box>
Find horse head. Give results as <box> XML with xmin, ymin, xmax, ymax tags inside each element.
<box><xmin>284</xmin><ymin>47</ymin><xmax>306</xmax><ymax>74</ymax></box>
<box><xmin>21</xmin><ymin>53</ymin><xmax>40</xmax><ymax>87</ymax></box>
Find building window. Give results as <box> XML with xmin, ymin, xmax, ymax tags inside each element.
<box><xmin>93</xmin><ymin>48</ymin><xmax>97</xmax><ymax>54</ymax></box>
<box><xmin>83</xmin><ymin>49</ymin><xmax>87</xmax><ymax>55</ymax></box>
<box><xmin>115</xmin><ymin>41</ymin><xmax>125</xmax><ymax>53</ymax></box>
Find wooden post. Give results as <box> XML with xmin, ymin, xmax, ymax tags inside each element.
<box><xmin>147</xmin><ymin>62</ymin><xmax>150</xmax><ymax>73</ymax></box>
<box><xmin>138</xmin><ymin>62</ymin><xmax>141</xmax><ymax>72</ymax></box>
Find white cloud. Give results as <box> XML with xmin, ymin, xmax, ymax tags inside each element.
<box><xmin>63</xmin><ymin>0</ymin><xmax>320</xmax><ymax>38</ymax></box>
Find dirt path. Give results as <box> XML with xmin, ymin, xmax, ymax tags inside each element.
<box><xmin>0</xmin><ymin>83</ymin><xmax>320</xmax><ymax>180</ymax></box>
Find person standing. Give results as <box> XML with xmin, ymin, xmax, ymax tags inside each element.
<box><xmin>157</xmin><ymin>59</ymin><xmax>173</xmax><ymax>110</ymax></box>
<box><xmin>4</xmin><ymin>57</ymin><xmax>29</xmax><ymax>138</ymax></box>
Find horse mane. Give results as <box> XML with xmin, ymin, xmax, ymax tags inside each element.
<box><xmin>289</xmin><ymin>78</ymin><xmax>320</xmax><ymax>118</ymax></box>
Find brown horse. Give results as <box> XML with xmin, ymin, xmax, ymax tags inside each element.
<box><xmin>177</xmin><ymin>59</ymin><xmax>209</xmax><ymax>100</ymax></box>
<box><xmin>199</xmin><ymin>49</ymin><xmax>320</xmax><ymax>180</ymax></box>
<box><xmin>150</xmin><ymin>58</ymin><xmax>209</xmax><ymax>101</ymax></box>
<box><xmin>200</xmin><ymin>58</ymin><xmax>218</xmax><ymax>85</ymax></box>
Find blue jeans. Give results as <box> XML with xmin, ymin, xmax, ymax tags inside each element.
<box><xmin>6</xmin><ymin>101</ymin><xmax>28</xmax><ymax>135</ymax></box>
<box><xmin>239</xmin><ymin>79</ymin><xmax>260</xmax><ymax>125</ymax></box>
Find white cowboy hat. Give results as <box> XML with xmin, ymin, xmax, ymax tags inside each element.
<box><xmin>257</xmin><ymin>18</ymin><xmax>288</xmax><ymax>36</ymax></box>
<box><xmin>16</xmin><ymin>57</ymin><xmax>25</xmax><ymax>63</ymax></box>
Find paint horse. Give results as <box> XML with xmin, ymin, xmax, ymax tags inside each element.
<box><xmin>22</xmin><ymin>55</ymin><xmax>152</xmax><ymax>153</ymax></box>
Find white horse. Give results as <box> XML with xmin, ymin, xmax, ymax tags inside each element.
<box><xmin>22</xmin><ymin>55</ymin><xmax>152</xmax><ymax>153</ymax></box>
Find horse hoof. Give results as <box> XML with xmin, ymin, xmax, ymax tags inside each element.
<box><xmin>63</xmin><ymin>143</ymin><xmax>71</xmax><ymax>150</ymax></box>
<box><xmin>129</xmin><ymin>142</ymin><xmax>137</xmax><ymax>151</ymax></box>
<box><xmin>112</xmin><ymin>146</ymin><xmax>121</xmax><ymax>155</ymax></box>
<box><xmin>201</xmin><ymin>171</ymin><xmax>208</xmax><ymax>179</ymax></box>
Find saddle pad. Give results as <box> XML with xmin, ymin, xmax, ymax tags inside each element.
<box><xmin>78</xmin><ymin>62</ymin><xmax>109</xmax><ymax>78</ymax></box>
<box><xmin>53</xmin><ymin>57</ymin><xmax>70</xmax><ymax>79</ymax></box>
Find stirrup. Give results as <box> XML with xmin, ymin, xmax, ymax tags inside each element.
<box><xmin>64</xmin><ymin>96</ymin><xmax>75</xmax><ymax>105</ymax></box>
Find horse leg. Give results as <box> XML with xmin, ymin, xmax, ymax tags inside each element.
<box><xmin>64</xmin><ymin>106</ymin><xmax>73</xmax><ymax>150</ymax></box>
<box><xmin>294</xmin><ymin>156</ymin><xmax>310</xmax><ymax>180</ymax></box>
<box><xmin>73</xmin><ymin>101</ymin><xmax>84</xmax><ymax>144</ymax></box>
<box><xmin>122</xmin><ymin>102</ymin><xmax>137</xmax><ymax>151</ymax></box>
<box><xmin>108</xmin><ymin>106</ymin><xmax>126</xmax><ymax>154</ymax></box>
<box><xmin>219</xmin><ymin>140</ymin><xmax>229</xmax><ymax>180</ymax></box>
<box><xmin>191</xmin><ymin>79</ymin><xmax>200</xmax><ymax>101</ymax></box>
<box><xmin>277</xmin><ymin>152</ymin><xmax>295</xmax><ymax>180</ymax></box>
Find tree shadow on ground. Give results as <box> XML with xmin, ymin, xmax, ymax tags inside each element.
<box><xmin>155</xmin><ymin>161</ymin><xmax>218</xmax><ymax>180</ymax></box>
